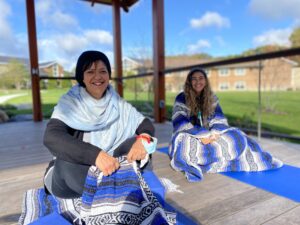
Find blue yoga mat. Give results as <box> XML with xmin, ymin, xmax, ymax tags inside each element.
<box><xmin>144</xmin><ymin>169</ymin><xmax>198</xmax><ymax>225</ymax></box>
<box><xmin>158</xmin><ymin>147</ymin><xmax>300</xmax><ymax>203</ymax></box>
<box><xmin>222</xmin><ymin>165</ymin><xmax>300</xmax><ymax>202</ymax></box>
<box><xmin>29</xmin><ymin>212</ymin><xmax>71</xmax><ymax>225</ymax></box>
<box><xmin>157</xmin><ymin>146</ymin><xmax>169</xmax><ymax>155</ymax></box>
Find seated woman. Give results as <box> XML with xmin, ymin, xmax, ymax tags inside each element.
<box><xmin>33</xmin><ymin>50</ymin><xmax>172</xmax><ymax>224</ymax></box>
<box><xmin>43</xmin><ymin>50</ymin><xmax>154</xmax><ymax>198</ymax></box>
<box><xmin>169</xmin><ymin>68</ymin><xmax>282</xmax><ymax>182</ymax></box>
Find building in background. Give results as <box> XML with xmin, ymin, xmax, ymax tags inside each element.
<box><xmin>208</xmin><ymin>58</ymin><xmax>299</xmax><ymax>92</ymax></box>
<box><xmin>134</xmin><ymin>56</ymin><xmax>300</xmax><ymax>92</ymax></box>
<box><xmin>0</xmin><ymin>56</ymin><xmax>64</xmax><ymax>89</ymax></box>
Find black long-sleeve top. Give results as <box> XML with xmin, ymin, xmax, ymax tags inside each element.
<box><xmin>44</xmin><ymin>118</ymin><xmax>155</xmax><ymax>166</ymax></box>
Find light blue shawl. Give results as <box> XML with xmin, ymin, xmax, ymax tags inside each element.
<box><xmin>52</xmin><ymin>84</ymin><xmax>145</xmax><ymax>155</ymax></box>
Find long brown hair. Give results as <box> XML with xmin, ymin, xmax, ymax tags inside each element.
<box><xmin>184</xmin><ymin>68</ymin><xmax>215</xmax><ymax>125</ymax></box>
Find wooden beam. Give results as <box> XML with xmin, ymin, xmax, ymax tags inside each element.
<box><xmin>112</xmin><ymin>0</ymin><xmax>123</xmax><ymax>97</ymax></box>
<box><xmin>152</xmin><ymin>0</ymin><xmax>165</xmax><ymax>123</ymax></box>
<box><xmin>26</xmin><ymin>0</ymin><xmax>42</xmax><ymax>122</ymax></box>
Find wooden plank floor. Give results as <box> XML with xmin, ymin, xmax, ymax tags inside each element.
<box><xmin>0</xmin><ymin>121</ymin><xmax>300</xmax><ymax>225</ymax></box>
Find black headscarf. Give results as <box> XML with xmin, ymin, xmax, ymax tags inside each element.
<box><xmin>75</xmin><ymin>50</ymin><xmax>112</xmax><ymax>87</ymax></box>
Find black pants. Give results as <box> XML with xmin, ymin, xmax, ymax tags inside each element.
<box><xmin>45</xmin><ymin>137</ymin><xmax>151</xmax><ymax>199</ymax></box>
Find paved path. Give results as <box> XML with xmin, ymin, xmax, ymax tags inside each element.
<box><xmin>0</xmin><ymin>94</ymin><xmax>27</xmax><ymax>104</ymax></box>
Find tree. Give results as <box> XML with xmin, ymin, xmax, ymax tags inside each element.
<box><xmin>289</xmin><ymin>27</ymin><xmax>300</xmax><ymax>63</ymax></box>
<box><xmin>2</xmin><ymin>60</ymin><xmax>29</xmax><ymax>89</ymax></box>
<box><xmin>242</xmin><ymin>45</ymin><xmax>286</xmax><ymax>56</ymax></box>
<box><xmin>123</xmin><ymin>70</ymin><xmax>144</xmax><ymax>99</ymax></box>
<box><xmin>289</xmin><ymin>27</ymin><xmax>300</xmax><ymax>47</ymax></box>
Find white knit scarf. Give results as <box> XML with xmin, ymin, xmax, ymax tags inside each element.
<box><xmin>52</xmin><ymin>84</ymin><xmax>145</xmax><ymax>155</ymax></box>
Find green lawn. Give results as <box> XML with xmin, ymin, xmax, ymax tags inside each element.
<box><xmin>1</xmin><ymin>89</ymin><xmax>300</xmax><ymax>137</ymax></box>
<box><xmin>217</xmin><ymin>91</ymin><xmax>300</xmax><ymax>137</ymax></box>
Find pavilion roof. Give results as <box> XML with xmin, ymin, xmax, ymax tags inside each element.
<box><xmin>81</xmin><ymin>0</ymin><xmax>139</xmax><ymax>12</ymax></box>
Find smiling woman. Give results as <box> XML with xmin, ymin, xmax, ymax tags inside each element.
<box><xmin>46</xmin><ymin>50</ymin><xmax>154</xmax><ymax>195</ymax></box>
<box><xmin>83</xmin><ymin>61</ymin><xmax>110</xmax><ymax>99</ymax></box>
<box><xmin>76</xmin><ymin>51</ymin><xmax>111</xmax><ymax>99</ymax></box>
<box><xmin>25</xmin><ymin>50</ymin><xmax>174</xmax><ymax>224</ymax></box>
<box><xmin>169</xmin><ymin>67</ymin><xmax>283</xmax><ymax>182</ymax></box>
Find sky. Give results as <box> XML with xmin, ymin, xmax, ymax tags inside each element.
<box><xmin>0</xmin><ymin>0</ymin><xmax>300</xmax><ymax>71</ymax></box>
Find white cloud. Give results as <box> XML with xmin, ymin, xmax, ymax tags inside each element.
<box><xmin>84</xmin><ymin>30</ymin><xmax>113</xmax><ymax>45</ymax></box>
<box><xmin>249</xmin><ymin>0</ymin><xmax>300</xmax><ymax>20</ymax></box>
<box><xmin>51</xmin><ymin>11</ymin><xmax>78</xmax><ymax>28</ymax></box>
<box><xmin>55</xmin><ymin>34</ymin><xmax>87</xmax><ymax>55</ymax></box>
<box><xmin>187</xmin><ymin>39</ymin><xmax>211</xmax><ymax>54</ymax></box>
<box><xmin>253</xmin><ymin>28</ymin><xmax>292</xmax><ymax>47</ymax></box>
<box><xmin>33</xmin><ymin>0</ymin><xmax>113</xmax><ymax>70</ymax></box>
<box><xmin>36</xmin><ymin>0</ymin><xmax>78</xmax><ymax>30</ymax></box>
<box><xmin>38</xmin><ymin>30</ymin><xmax>113</xmax><ymax>70</ymax></box>
<box><xmin>0</xmin><ymin>0</ymin><xmax>12</xmax><ymax>39</ymax></box>
<box><xmin>0</xmin><ymin>0</ymin><xmax>11</xmax><ymax>18</ymax></box>
<box><xmin>0</xmin><ymin>0</ymin><xmax>113</xmax><ymax>71</ymax></box>
<box><xmin>0</xmin><ymin>0</ymin><xmax>28</xmax><ymax>56</ymax></box>
<box><xmin>190</xmin><ymin>11</ymin><xmax>230</xmax><ymax>29</ymax></box>
<box><xmin>36</xmin><ymin>0</ymin><xmax>52</xmax><ymax>15</ymax></box>
<box><xmin>124</xmin><ymin>46</ymin><xmax>152</xmax><ymax>60</ymax></box>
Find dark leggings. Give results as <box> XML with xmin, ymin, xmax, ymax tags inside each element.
<box><xmin>49</xmin><ymin>137</ymin><xmax>140</xmax><ymax>199</ymax></box>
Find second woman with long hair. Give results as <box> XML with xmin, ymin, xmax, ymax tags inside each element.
<box><xmin>169</xmin><ymin>68</ymin><xmax>282</xmax><ymax>182</ymax></box>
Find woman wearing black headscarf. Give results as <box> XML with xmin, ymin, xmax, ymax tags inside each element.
<box><xmin>43</xmin><ymin>50</ymin><xmax>155</xmax><ymax>199</ymax></box>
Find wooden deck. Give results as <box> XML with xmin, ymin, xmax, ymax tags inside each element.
<box><xmin>1</xmin><ymin>121</ymin><xmax>300</xmax><ymax>225</ymax></box>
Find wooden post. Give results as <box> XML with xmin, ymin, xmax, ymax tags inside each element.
<box><xmin>152</xmin><ymin>0</ymin><xmax>165</xmax><ymax>123</ymax></box>
<box><xmin>112</xmin><ymin>0</ymin><xmax>123</xmax><ymax>97</ymax></box>
<box><xmin>26</xmin><ymin>0</ymin><xmax>42</xmax><ymax>121</ymax></box>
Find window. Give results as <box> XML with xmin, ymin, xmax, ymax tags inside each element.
<box><xmin>235</xmin><ymin>81</ymin><xmax>246</xmax><ymax>90</ymax></box>
<box><xmin>52</xmin><ymin>64</ymin><xmax>58</xmax><ymax>77</ymax></box>
<box><xmin>218</xmin><ymin>68</ymin><xmax>229</xmax><ymax>76</ymax></box>
<box><xmin>235</xmin><ymin>68</ymin><xmax>245</xmax><ymax>76</ymax></box>
<box><xmin>219</xmin><ymin>82</ymin><xmax>229</xmax><ymax>90</ymax></box>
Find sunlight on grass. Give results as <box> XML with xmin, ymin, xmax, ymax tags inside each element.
<box><xmin>1</xmin><ymin>89</ymin><xmax>299</xmax><ymax>136</ymax></box>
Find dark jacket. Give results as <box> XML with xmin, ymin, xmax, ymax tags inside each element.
<box><xmin>44</xmin><ymin>118</ymin><xmax>155</xmax><ymax>165</ymax></box>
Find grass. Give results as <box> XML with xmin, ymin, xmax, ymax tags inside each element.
<box><xmin>217</xmin><ymin>91</ymin><xmax>300</xmax><ymax>137</ymax></box>
<box><xmin>1</xmin><ymin>88</ymin><xmax>300</xmax><ymax>137</ymax></box>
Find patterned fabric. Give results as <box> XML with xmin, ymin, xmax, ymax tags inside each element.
<box><xmin>51</xmin><ymin>84</ymin><xmax>145</xmax><ymax>155</ymax></box>
<box><xmin>19</xmin><ymin>157</ymin><xmax>175</xmax><ymax>225</ymax></box>
<box><xmin>18</xmin><ymin>189</ymin><xmax>80</xmax><ymax>225</ymax></box>
<box><xmin>169</xmin><ymin>92</ymin><xmax>283</xmax><ymax>182</ymax></box>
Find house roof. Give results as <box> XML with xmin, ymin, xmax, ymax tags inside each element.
<box><xmin>0</xmin><ymin>56</ymin><xmax>59</xmax><ymax>69</ymax></box>
<box><xmin>213</xmin><ymin>57</ymin><xmax>299</xmax><ymax>69</ymax></box>
<box><xmin>39</xmin><ymin>61</ymin><xmax>58</xmax><ymax>68</ymax></box>
<box><xmin>0</xmin><ymin>56</ymin><xmax>29</xmax><ymax>66</ymax></box>
<box><xmin>140</xmin><ymin>56</ymin><xmax>212</xmax><ymax>70</ymax></box>
<box><xmin>141</xmin><ymin>56</ymin><xmax>299</xmax><ymax>71</ymax></box>
<box><xmin>280</xmin><ymin>57</ymin><xmax>299</xmax><ymax>66</ymax></box>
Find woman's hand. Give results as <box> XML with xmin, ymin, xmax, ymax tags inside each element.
<box><xmin>200</xmin><ymin>137</ymin><xmax>214</xmax><ymax>145</ymax></box>
<box><xmin>127</xmin><ymin>138</ymin><xmax>147</xmax><ymax>162</ymax></box>
<box><xmin>200</xmin><ymin>134</ymin><xmax>220</xmax><ymax>145</ymax></box>
<box><xmin>95</xmin><ymin>151</ymin><xmax>119</xmax><ymax>176</ymax></box>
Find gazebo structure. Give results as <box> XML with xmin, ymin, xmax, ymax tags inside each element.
<box><xmin>25</xmin><ymin>0</ymin><xmax>300</xmax><ymax>137</ymax></box>
<box><xmin>25</xmin><ymin>0</ymin><xmax>166</xmax><ymax>123</ymax></box>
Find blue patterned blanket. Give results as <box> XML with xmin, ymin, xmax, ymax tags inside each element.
<box><xmin>169</xmin><ymin>93</ymin><xmax>283</xmax><ymax>182</ymax></box>
<box><xmin>19</xmin><ymin>157</ymin><xmax>175</xmax><ymax>225</ymax></box>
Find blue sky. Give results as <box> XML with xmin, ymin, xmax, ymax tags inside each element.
<box><xmin>1</xmin><ymin>0</ymin><xmax>300</xmax><ymax>71</ymax></box>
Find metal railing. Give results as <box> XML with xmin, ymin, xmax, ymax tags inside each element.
<box><xmin>39</xmin><ymin>47</ymin><xmax>300</xmax><ymax>142</ymax></box>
